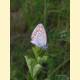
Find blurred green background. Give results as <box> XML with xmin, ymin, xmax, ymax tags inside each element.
<box><xmin>10</xmin><ymin>0</ymin><xmax>70</xmax><ymax>80</ymax></box>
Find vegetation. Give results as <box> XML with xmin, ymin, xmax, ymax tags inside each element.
<box><xmin>10</xmin><ymin>0</ymin><xmax>70</xmax><ymax>80</ymax></box>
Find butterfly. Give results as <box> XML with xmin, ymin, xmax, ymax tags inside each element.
<box><xmin>31</xmin><ymin>23</ymin><xmax>48</xmax><ymax>49</ymax></box>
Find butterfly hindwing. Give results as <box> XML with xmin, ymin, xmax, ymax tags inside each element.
<box><xmin>31</xmin><ymin>23</ymin><xmax>47</xmax><ymax>48</ymax></box>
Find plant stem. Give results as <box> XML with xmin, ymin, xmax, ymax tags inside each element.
<box><xmin>44</xmin><ymin>0</ymin><xmax>47</xmax><ymax>27</ymax></box>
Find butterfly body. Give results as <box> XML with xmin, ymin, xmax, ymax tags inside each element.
<box><xmin>31</xmin><ymin>23</ymin><xmax>48</xmax><ymax>49</ymax></box>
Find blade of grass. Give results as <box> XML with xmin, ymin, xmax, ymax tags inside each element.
<box><xmin>44</xmin><ymin>0</ymin><xmax>47</xmax><ymax>27</ymax></box>
<box><xmin>48</xmin><ymin>58</ymin><xmax>70</xmax><ymax>78</ymax></box>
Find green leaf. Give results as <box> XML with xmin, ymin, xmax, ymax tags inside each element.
<box><xmin>24</xmin><ymin>56</ymin><xmax>36</xmax><ymax>77</ymax></box>
<box><xmin>38</xmin><ymin>55</ymin><xmax>48</xmax><ymax>64</ymax></box>
<box><xmin>27</xmin><ymin>72</ymin><xmax>33</xmax><ymax>80</ymax></box>
<box><xmin>33</xmin><ymin>64</ymin><xmax>42</xmax><ymax>78</ymax></box>
<box><xmin>32</xmin><ymin>47</ymin><xmax>42</xmax><ymax>63</ymax></box>
<box><xmin>41</xmin><ymin>55</ymin><xmax>48</xmax><ymax>62</ymax></box>
<box><xmin>32</xmin><ymin>47</ymin><xmax>41</xmax><ymax>55</ymax></box>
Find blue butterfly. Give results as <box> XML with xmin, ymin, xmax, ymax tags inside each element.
<box><xmin>31</xmin><ymin>23</ymin><xmax>48</xmax><ymax>49</ymax></box>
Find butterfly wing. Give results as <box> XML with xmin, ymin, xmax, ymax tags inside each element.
<box><xmin>31</xmin><ymin>23</ymin><xmax>47</xmax><ymax>48</ymax></box>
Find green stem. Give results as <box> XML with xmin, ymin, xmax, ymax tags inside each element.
<box><xmin>44</xmin><ymin>0</ymin><xmax>47</xmax><ymax>27</ymax></box>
